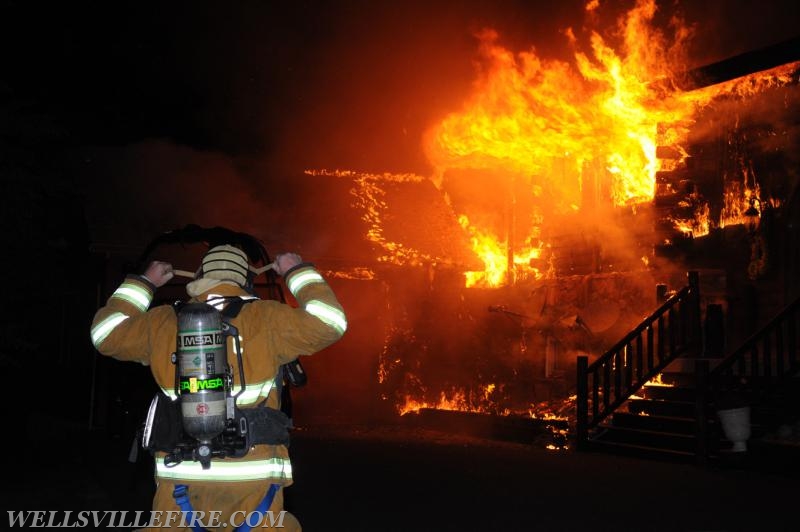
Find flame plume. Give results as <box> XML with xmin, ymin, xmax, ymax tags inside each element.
<box><xmin>422</xmin><ymin>0</ymin><xmax>799</xmax><ymax>287</ymax></box>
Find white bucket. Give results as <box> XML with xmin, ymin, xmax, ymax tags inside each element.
<box><xmin>717</xmin><ymin>406</ymin><xmax>751</xmax><ymax>452</ymax></box>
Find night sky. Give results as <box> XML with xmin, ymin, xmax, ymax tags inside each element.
<box><xmin>5</xmin><ymin>1</ymin><xmax>800</xmax><ymax>163</ymax></box>
<box><xmin>2</xmin><ymin>0</ymin><xmax>800</xmax><ymax>253</ymax></box>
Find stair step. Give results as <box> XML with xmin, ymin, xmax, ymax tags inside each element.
<box><xmin>661</xmin><ymin>358</ymin><xmax>725</xmax><ymax>376</ymax></box>
<box><xmin>587</xmin><ymin>438</ymin><xmax>696</xmax><ymax>463</ymax></box>
<box><xmin>611</xmin><ymin>412</ymin><xmax>698</xmax><ymax>434</ymax></box>
<box><xmin>641</xmin><ymin>384</ymin><xmax>697</xmax><ymax>402</ymax></box>
<box><xmin>656</xmin><ymin>369</ymin><xmax>745</xmax><ymax>388</ymax></box>
<box><xmin>594</xmin><ymin>425</ymin><xmax>697</xmax><ymax>453</ymax></box>
<box><xmin>655</xmin><ymin>371</ymin><xmax>697</xmax><ymax>387</ymax></box>
<box><xmin>642</xmin><ymin>382</ymin><xmax>799</xmax><ymax>405</ymax></box>
<box><xmin>627</xmin><ymin>398</ymin><xmax>696</xmax><ymax>418</ymax></box>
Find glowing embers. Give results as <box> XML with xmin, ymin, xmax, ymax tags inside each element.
<box><xmin>400</xmin><ymin>402</ymin><xmax>571</xmax><ymax>448</ymax></box>
<box><xmin>307</xmin><ymin>169</ymin><xmax>479</xmax><ymax>271</ymax></box>
<box><xmin>397</xmin><ymin>384</ymin><xmax>508</xmax><ymax>417</ymax></box>
<box><xmin>321</xmin><ymin>267</ymin><xmax>376</xmax><ymax>281</ymax></box>
<box><xmin>344</xmin><ymin>170</ymin><xmax>430</xmax><ymax>266</ymax></box>
<box><xmin>396</xmin><ymin>386</ymin><xmax>574</xmax><ymax>423</ymax></box>
<box><xmin>643</xmin><ymin>373</ymin><xmax>674</xmax><ymax>387</ymax></box>
<box><xmin>631</xmin><ymin>373</ymin><xmax>674</xmax><ymax>416</ymax></box>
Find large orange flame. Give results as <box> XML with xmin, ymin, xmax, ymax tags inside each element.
<box><xmin>314</xmin><ymin>3</ymin><xmax>800</xmax><ymax>422</ymax></box>
<box><xmin>422</xmin><ymin>0</ymin><xmax>798</xmax><ymax>287</ymax></box>
<box><xmin>425</xmin><ymin>0</ymin><xmax>693</xmax><ymax>205</ymax></box>
<box><xmin>386</xmin><ymin>1</ymin><xmax>800</xmax><ymax>419</ymax></box>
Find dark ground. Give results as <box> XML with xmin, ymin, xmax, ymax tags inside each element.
<box><xmin>5</xmin><ymin>418</ymin><xmax>799</xmax><ymax>532</ymax></box>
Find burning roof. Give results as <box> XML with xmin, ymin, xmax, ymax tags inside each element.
<box><xmin>302</xmin><ymin>169</ymin><xmax>483</xmax><ymax>273</ymax></box>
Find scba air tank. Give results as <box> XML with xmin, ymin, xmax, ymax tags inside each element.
<box><xmin>176</xmin><ymin>303</ymin><xmax>229</xmax><ymax>445</ymax></box>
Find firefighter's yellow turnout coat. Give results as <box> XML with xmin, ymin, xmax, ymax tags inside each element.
<box><xmin>90</xmin><ymin>264</ymin><xmax>347</xmax><ymax>531</ymax></box>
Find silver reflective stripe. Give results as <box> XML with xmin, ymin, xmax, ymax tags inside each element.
<box><xmin>206</xmin><ymin>294</ymin><xmax>258</xmax><ymax>310</ymax></box>
<box><xmin>207</xmin><ymin>295</ymin><xmax>226</xmax><ymax>310</ymax></box>
<box><xmin>155</xmin><ymin>456</ymin><xmax>292</xmax><ymax>482</ymax></box>
<box><xmin>305</xmin><ymin>300</ymin><xmax>347</xmax><ymax>335</ymax></box>
<box><xmin>111</xmin><ymin>282</ymin><xmax>151</xmax><ymax>312</ymax></box>
<box><xmin>287</xmin><ymin>270</ymin><xmax>324</xmax><ymax>296</ymax></box>
<box><xmin>232</xmin><ymin>380</ymin><xmax>274</xmax><ymax>405</ymax></box>
<box><xmin>259</xmin><ymin>380</ymin><xmax>275</xmax><ymax>402</ymax></box>
<box><xmin>142</xmin><ymin>395</ymin><xmax>160</xmax><ymax>448</ymax></box>
<box><xmin>160</xmin><ymin>387</ymin><xmax>178</xmax><ymax>400</ymax></box>
<box><xmin>91</xmin><ymin>312</ymin><xmax>129</xmax><ymax>348</ymax></box>
<box><xmin>227</xmin><ymin>335</ymin><xmax>245</xmax><ymax>358</ymax></box>
<box><xmin>226</xmin><ymin>333</ymin><xmax>275</xmax><ymax>405</ymax></box>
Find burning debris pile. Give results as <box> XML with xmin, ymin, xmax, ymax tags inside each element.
<box><xmin>375</xmin><ymin>269</ymin><xmax>658</xmax><ymax>420</ymax></box>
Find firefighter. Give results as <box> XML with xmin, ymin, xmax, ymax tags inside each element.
<box><xmin>90</xmin><ymin>244</ymin><xmax>347</xmax><ymax>531</ymax></box>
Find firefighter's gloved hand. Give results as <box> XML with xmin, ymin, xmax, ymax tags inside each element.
<box><xmin>274</xmin><ymin>253</ymin><xmax>302</xmax><ymax>276</ymax></box>
<box><xmin>143</xmin><ymin>260</ymin><xmax>174</xmax><ymax>287</ymax></box>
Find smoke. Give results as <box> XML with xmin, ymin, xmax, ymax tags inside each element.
<box><xmin>50</xmin><ymin>1</ymin><xmax>798</xmax><ymax>239</ymax></box>
<box><xmin>678</xmin><ymin>1</ymin><xmax>800</xmax><ymax>68</ymax></box>
<box><xmin>80</xmin><ymin>140</ymin><xmax>272</xmax><ymax>250</ymax></box>
<box><xmin>267</xmin><ymin>0</ymin><xmax>590</xmax><ymax>176</ymax></box>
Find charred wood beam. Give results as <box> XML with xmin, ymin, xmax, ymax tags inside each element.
<box><xmin>677</xmin><ymin>35</ymin><xmax>800</xmax><ymax>91</ymax></box>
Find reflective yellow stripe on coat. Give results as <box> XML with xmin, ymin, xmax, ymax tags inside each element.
<box><xmin>155</xmin><ymin>456</ymin><xmax>292</xmax><ymax>482</ymax></box>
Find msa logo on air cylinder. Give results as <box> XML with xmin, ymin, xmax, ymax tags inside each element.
<box><xmin>180</xmin><ymin>332</ymin><xmax>224</xmax><ymax>347</ymax></box>
<box><xmin>176</xmin><ymin>303</ymin><xmax>229</xmax><ymax>460</ymax></box>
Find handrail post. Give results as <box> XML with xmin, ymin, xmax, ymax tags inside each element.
<box><xmin>695</xmin><ymin>358</ymin><xmax>709</xmax><ymax>465</ymax></box>
<box><xmin>576</xmin><ymin>355</ymin><xmax>589</xmax><ymax>451</ymax></box>
<box><xmin>704</xmin><ymin>303</ymin><xmax>725</xmax><ymax>358</ymax></box>
<box><xmin>656</xmin><ymin>283</ymin><xmax>668</xmax><ymax>304</ymax></box>
<box><xmin>688</xmin><ymin>271</ymin><xmax>702</xmax><ymax>354</ymax></box>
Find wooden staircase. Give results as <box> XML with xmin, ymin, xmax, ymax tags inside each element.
<box><xmin>586</xmin><ymin>362</ymin><xmax>777</xmax><ymax>462</ymax></box>
<box><xmin>577</xmin><ymin>273</ymin><xmax>800</xmax><ymax>468</ymax></box>
<box><xmin>576</xmin><ymin>271</ymin><xmax>702</xmax><ymax>455</ymax></box>
<box><xmin>589</xmin><ymin>368</ymin><xmax>700</xmax><ymax>461</ymax></box>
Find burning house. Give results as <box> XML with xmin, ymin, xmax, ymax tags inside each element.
<box><xmin>284</xmin><ymin>1</ymin><xmax>800</xmax><ymax>446</ymax></box>
<box><xmin>7</xmin><ymin>3</ymin><xmax>800</xmax><ymax>525</ymax></box>
<box><xmin>28</xmin><ymin>0</ymin><xmax>797</xmax><ymax>450</ymax></box>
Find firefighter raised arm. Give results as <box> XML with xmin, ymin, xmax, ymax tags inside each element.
<box><xmin>90</xmin><ymin>243</ymin><xmax>347</xmax><ymax>531</ymax></box>
<box><xmin>272</xmin><ymin>253</ymin><xmax>302</xmax><ymax>276</ymax></box>
<box><xmin>143</xmin><ymin>260</ymin><xmax>174</xmax><ymax>287</ymax></box>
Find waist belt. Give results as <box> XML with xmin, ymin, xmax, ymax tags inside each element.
<box><xmin>141</xmin><ymin>392</ymin><xmax>291</xmax><ymax>455</ymax></box>
<box><xmin>242</xmin><ymin>405</ymin><xmax>291</xmax><ymax>447</ymax></box>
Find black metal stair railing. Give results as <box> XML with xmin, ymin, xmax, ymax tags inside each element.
<box><xmin>576</xmin><ymin>272</ymin><xmax>702</xmax><ymax>450</ymax></box>
<box><xmin>691</xmin><ymin>295</ymin><xmax>800</xmax><ymax>463</ymax></box>
<box><xmin>709</xmin><ymin>296</ymin><xmax>800</xmax><ymax>388</ymax></box>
